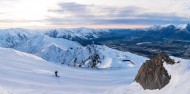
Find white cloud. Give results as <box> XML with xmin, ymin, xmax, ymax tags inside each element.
<box><xmin>0</xmin><ymin>0</ymin><xmax>190</xmax><ymax>28</ymax></box>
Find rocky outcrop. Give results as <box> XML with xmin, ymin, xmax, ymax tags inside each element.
<box><xmin>134</xmin><ymin>52</ymin><xmax>176</xmax><ymax>90</ymax></box>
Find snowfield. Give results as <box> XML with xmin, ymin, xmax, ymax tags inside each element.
<box><xmin>0</xmin><ymin>47</ymin><xmax>190</xmax><ymax>94</ymax></box>
<box><xmin>0</xmin><ymin>47</ymin><xmax>145</xmax><ymax>94</ymax></box>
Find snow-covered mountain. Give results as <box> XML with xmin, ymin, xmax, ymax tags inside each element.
<box><xmin>185</xmin><ymin>23</ymin><xmax>190</xmax><ymax>32</ymax></box>
<box><xmin>0</xmin><ymin>28</ymin><xmax>143</xmax><ymax>69</ymax></box>
<box><xmin>0</xmin><ymin>47</ymin><xmax>189</xmax><ymax>94</ymax></box>
<box><xmin>0</xmin><ymin>28</ymin><xmax>30</xmax><ymax>47</ymax></box>
<box><xmin>44</xmin><ymin>27</ymin><xmax>110</xmax><ymax>40</ymax></box>
<box><xmin>0</xmin><ymin>24</ymin><xmax>189</xmax><ymax>68</ymax></box>
<box><xmin>0</xmin><ymin>27</ymin><xmax>190</xmax><ymax>94</ymax></box>
<box><xmin>0</xmin><ymin>24</ymin><xmax>190</xmax><ymax>69</ymax></box>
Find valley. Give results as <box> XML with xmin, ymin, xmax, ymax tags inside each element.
<box><xmin>99</xmin><ymin>38</ymin><xmax>190</xmax><ymax>59</ymax></box>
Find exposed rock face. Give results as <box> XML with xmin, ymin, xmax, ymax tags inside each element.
<box><xmin>134</xmin><ymin>52</ymin><xmax>176</xmax><ymax>90</ymax></box>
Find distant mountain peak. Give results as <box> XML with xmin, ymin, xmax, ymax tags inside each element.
<box><xmin>146</xmin><ymin>24</ymin><xmax>176</xmax><ymax>31</ymax></box>
<box><xmin>186</xmin><ymin>23</ymin><xmax>190</xmax><ymax>32</ymax></box>
<box><xmin>147</xmin><ymin>25</ymin><xmax>162</xmax><ymax>31</ymax></box>
<box><xmin>166</xmin><ymin>24</ymin><xmax>175</xmax><ymax>28</ymax></box>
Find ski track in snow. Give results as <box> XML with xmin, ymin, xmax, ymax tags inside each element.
<box><xmin>0</xmin><ymin>47</ymin><xmax>190</xmax><ymax>94</ymax></box>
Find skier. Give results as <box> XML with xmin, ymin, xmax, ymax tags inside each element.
<box><xmin>55</xmin><ymin>71</ymin><xmax>59</xmax><ymax>77</ymax></box>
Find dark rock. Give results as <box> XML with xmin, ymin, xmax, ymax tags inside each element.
<box><xmin>134</xmin><ymin>52</ymin><xmax>176</xmax><ymax>90</ymax></box>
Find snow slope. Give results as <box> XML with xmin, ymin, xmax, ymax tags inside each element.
<box><xmin>0</xmin><ymin>48</ymin><xmax>190</xmax><ymax>94</ymax></box>
<box><xmin>0</xmin><ymin>47</ymin><xmax>146</xmax><ymax>94</ymax></box>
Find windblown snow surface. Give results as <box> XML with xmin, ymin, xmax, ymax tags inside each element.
<box><xmin>0</xmin><ymin>47</ymin><xmax>190</xmax><ymax>94</ymax></box>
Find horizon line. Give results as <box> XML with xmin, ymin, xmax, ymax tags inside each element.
<box><xmin>0</xmin><ymin>23</ymin><xmax>188</xmax><ymax>30</ymax></box>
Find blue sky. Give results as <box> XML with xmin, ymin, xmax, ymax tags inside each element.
<box><xmin>0</xmin><ymin>0</ymin><xmax>190</xmax><ymax>28</ymax></box>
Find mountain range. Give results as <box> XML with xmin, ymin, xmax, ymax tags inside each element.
<box><xmin>0</xmin><ymin>25</ymin><xmax>190</xmax><ymax>94</ymax></box>
<box><xmin>0</xmin><ymin>23</ymin><xmax>190</xmax><ymax>68</ymax></box>
<box><xmin>0</xmin><ymin>28</ymin><xmax>146</xmax><ymax>69</ymax></box>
